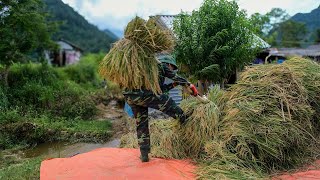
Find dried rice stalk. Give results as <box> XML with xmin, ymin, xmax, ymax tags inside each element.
<box><xmin>99</xmin><ymin>16</ymin><xmax>174</xmax><ymax>94</ymax></box>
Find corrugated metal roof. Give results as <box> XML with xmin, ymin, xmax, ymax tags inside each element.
<box><xmin>270</xmin><ymin>44</ymin><xmax>320</xmax><ymax>57</ymax></box>
<box><xmin>252</xmin><ymin>34</ymin><xmax>271</xmax><ymax>49</ymax></box>
<box><xmin>57</xmin><ymin>41</ymin><xmax>74</xmax><ymax>50</ymax></box>
<box><xmin>58</xmin><ymin>39</ymin><xmax>84</xmax><ymax>52</ymax></box>
<box><xmin>150</xmin><ymin>15</ymin><xmax>176</xmax><ymax>30</ymax></box>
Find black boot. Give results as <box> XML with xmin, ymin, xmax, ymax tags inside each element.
<box><xmin>140</xmin><ymin>146</ymin><xmax>150</xmax><ymax>162</ymax></box>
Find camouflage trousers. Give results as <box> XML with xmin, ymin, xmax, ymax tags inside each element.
<box><xmin>124</xmin><ymin>92</ymin><xmax>187</xmax><ymax>150</ymax></box>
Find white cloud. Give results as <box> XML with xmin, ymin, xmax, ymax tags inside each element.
<box><xmin>61</xmin><ymin>0</ymin><xmax>319</xmax><ymax>36</ymax></box>
<box><xmin>237</xmin><ymin>0</ymin><xmax>319</xmax><ymax>16</ymax></box>
<box><xmin>62</xmin><ymin>0</ymin><xmax>203</xmax><ymax>31</ymax></box>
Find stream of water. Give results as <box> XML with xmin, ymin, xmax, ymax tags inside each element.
<box><xmin>23</xmin><ymin>138</ymin><xmax>121</xmax><ymax>158</ymax></box>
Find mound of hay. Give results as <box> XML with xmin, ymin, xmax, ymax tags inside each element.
<box><xmin>99</xmin><ymin>16</ymin><xmax>174</xmax><ymax>95</ymax></box>
<box><xmin>120</xmin><ymin>57</ymin><xmax>320</xmax><ymax>179</ymax></box>
<box><xmin>201</xmin><ymin>58</ymin><xmax>320</xmax><ymax>179</ymax></box>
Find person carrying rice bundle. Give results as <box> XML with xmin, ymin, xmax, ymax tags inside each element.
<box><xmin>99</xmin><ymin>16</ymin><xmax>199</xmax><ymax>162</ymax></box>
<box><xmin>123</xmin><ymin>53</ymin><xmax>199</xmax><ymax>162</ymax></box>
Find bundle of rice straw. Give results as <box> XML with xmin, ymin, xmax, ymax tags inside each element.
<box><xmin>200</xmin><ymin>57</ymin><xmax>320</xmax><ymax>179</ymax></box>
<box><xmin>99</xmin><ymin>16</ymin><xmax>174</xmax><ymax>94</ymax></box>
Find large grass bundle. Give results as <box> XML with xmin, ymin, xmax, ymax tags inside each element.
<box><xmin>200</xmin><ymin>58</ymin><xmax>320</xmax><ymax>179</ymax></box>
<box><xmin>120</xmin><ymin>57</ymin><xmax>320</xmax><ymax>179</ymax></box>
<box><xmin>285</xmin><ymin>58</ymin><xmax>320</xmax><ymax>125</ymax></box>
<box><xmin>178</xmin><ymin>88</ymin><xmax>223</xmax><ymax>158</ymax></box>
<box><xmin>99</xmin><ymin>17</ymin><xmax>174</xmax><ymax>94</ymax></box>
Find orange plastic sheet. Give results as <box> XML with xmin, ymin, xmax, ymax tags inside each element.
<box><xmin>273</xmin><ymin>160</ymin><xmax>320</xmax><ymax>180</ymax></box>
<box><xmin>40</xmin><ymin>148</ymin><xmax>196</xmax><ymax>180</ymax></box>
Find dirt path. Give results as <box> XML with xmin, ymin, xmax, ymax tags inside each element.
<box><xmin>96</xmin><ymin>100</ymin><xmax>129</xmax><ymax>140</ymax></box>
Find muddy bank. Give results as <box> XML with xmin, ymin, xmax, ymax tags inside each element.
<box><xmin>22</xmin><ymin>100</ymin><xmax>128</xmax><ymax>159</ymax></box>
<box><xmin>23</xmin><ymin>139</ymin><xmax>121</xmax><ymax>159</ymax></box>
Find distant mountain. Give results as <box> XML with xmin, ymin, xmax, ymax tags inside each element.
<box><xmin>44</xmin><ymin>0</ymin><xmax>118</xmax><ymax>53</ymax></box>
<box><xmin>105</xmin><ymin>28</ymin><xmax>124</xmax><ymax>39</ymax></box>
<box><xmin>103</xmin><ymin>29</ymin><xmax>119</xmax><ymax>41</ymax></box>
<box><xmin>291</xmin><ymin>5</ymin><xmax>320</xmax><ymax>41</ymax></box>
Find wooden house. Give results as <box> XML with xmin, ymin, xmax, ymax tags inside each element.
<box><xmin>45</xmin><ymin>39</ymin><xmax>83</xmax><ymax>66</ymax></box>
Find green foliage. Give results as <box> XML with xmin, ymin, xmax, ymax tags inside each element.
<box><xmin>49</xmin><ymin>84</ymin><xmax>97</xmax><ymax>120</ymax></box>
<box><xmin>62</xmin><ymin>64</ymin><xmax>98</xmax><ymax>85</ymax></box>
<box><xmin>0</xmin><ymin>109</ymin><xmax>112</xmax><ymax>149</ymax></box>
<box><xmin>6</xmin><ymin>62</ymin><xmax>98</xmax><ymax>120</ymax></box>
<box><xmin>0</xmin><ymin>156</ymin><xmax>42</xmax><ymax>180</ymax></box>
<box><xmin>279</xmin><ymin>20</ymin><xmax>308</xmax><ymax>47</ymax></box>
<box><xmin>315</xmin><ymin>29</ymin><xmax>320</xmax><ymax>43</ymax></box>
<box><xmin>173</xmin><ymin>0</ymin><xmax>257</xmax><ymax>84</ymax></box>
<box><xmin>249</xmin><ymin>13</ymin><xmax>270</xmax><ymax>37</ymax></box>
<box><xmin>266</xmin><ymin>8</ymin><xmax>290</xmax><ymax>24</ymax></box>
<box><xmin>291</xmin><ymin>6</ymin><xmax>320</xmax><ymax>37</ymax></box>
<box><xmin>250</xmin><ymin>8</ymin><xmax>291</xmax><ymax>46</ymax></box>
<box><xmin>61</xmin><ymin>54</ymin><xmax>104</xmax><ymax>86</ymax></box>
<box><xmin>254</xmin><ymin>6</ymin><xmax>320</xmax><ymax>47</ymax></box>
<box><xmin>0</xmin><ymin>86</ymin><xmax>8</xmax><ymax>111</ymax></box>
<box><xmin>43</xmin><ymin>0</ymin><xmax>118</xmax><ymax>53</ymax></box>
<box><xmin>0</xmin><ymin>0</ymin><xmax>57</xmax><ymax>66</ymax></box>
<box><xmin>0</xmin><ymin>109</ymin><xmax>23</xmax><ymax>125</ymax></box>
<box><xmin>195</xmin><ymin>64</ymin><xmax>220</xmax><ymax>82</ymax></box>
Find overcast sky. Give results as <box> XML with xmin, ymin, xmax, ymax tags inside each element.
<box><xmin>61</xmin><ymin>0</ymin><xmax>320</xmax><ymax>37</ymax></box>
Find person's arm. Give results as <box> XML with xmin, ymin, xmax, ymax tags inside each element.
<box><xmin>161</xmin><ymin>83</ymin><xmax>175</xmax><ymax>93</ymax></box>
<box><xmin>161</xmin><ymin>64</ymin><xmax>198</xmax><ymax>96</ymax></box>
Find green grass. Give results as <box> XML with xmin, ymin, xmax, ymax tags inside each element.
<box><xmin>0</xmin><ymin>110</ymin><xmax>113</xmax><ymax>149</ymax></box>
<box><xmin>0</xmin><ymin>54</ymin><xmax>119</xmax><ymax>179</ymax></box>
<box><xmin>0</xmin><ymin>156</ymin><xmax>42</xmax><ymax>180</ymax></box>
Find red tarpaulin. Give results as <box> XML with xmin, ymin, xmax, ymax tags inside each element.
<box><xmin>273</xmin><ymin>160</ymin><xmax>320</xmax><ymax>180</ymax></box>
<box><xmin>40</xmin><ymin>147</ymin><xmax>320</xmax><ymax>180</ymax></box>
<box><xmin>40</xmin><ymin>148</ymin><xmax>196</xmax><ymax>180</ymax></box>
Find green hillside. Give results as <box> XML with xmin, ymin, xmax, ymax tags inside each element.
<box><xmin>291</xmin><ymin>5</ymin><xmax>320</xmax><ymax>41</ymax></box>
<box><xmin>44</xmin><ymin>0</ymin><xmax>118</xmax><ymax>53</ymax></box>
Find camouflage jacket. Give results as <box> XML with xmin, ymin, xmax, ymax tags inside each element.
<box><xmin>123</xmin><ymin>63</ymin><xmax>189</xmax><ymax>95</ymax></box>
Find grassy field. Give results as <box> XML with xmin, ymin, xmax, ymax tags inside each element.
<box><xmin>0</xmin><ymin>54</ymin><xmax>121</xmax><ymax>179</ymax></box>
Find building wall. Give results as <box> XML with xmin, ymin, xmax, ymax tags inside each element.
<box><xmin>45</xmin><ymin>41</ymin><xmax>82</xmax><ymax>66</ymax></box>
<box><xmin>65</xmin><ymin>50</ymin><xmax>81</xmax><ymax>65</ymax></box>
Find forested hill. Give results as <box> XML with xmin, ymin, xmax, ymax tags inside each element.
<box><xmin>291</xmin><ymin>5</ymin><xmax>320</xmax><ymax>40</ymax></box>
<box><xmin>103</xmin><ymin>29</ymin><xmax>119</xmax><ymax>41</ymax></box>
<box><xmin>44</xmin><ymin>0</ymin><xmax>118</xmax><ymax>53</ymax></box>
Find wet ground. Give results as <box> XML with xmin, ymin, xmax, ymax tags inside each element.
<box><xmin>22</xmin><ymin>100</ymin><xmax>127</xmax><ymax>159</ymax></box>
<box><xmin>23</xmin><ymin>139</ymin><xmax>121</xmax><ymax>158</ymax></box>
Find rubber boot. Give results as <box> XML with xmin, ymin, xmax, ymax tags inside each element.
<box><xmin>140</xmin><ymin>146</ymin><xmax>150</xmax><ymax>162</ymax></box>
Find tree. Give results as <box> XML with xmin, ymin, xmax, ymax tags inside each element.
<box><xmin>0</xmin><ymin>0</ymin><xmax>57</xmax><ymax>64</ymax></box>
<box><xmin>173</xmin><ymin>0</ymin><xmax>257</xmax><ymax>87</ymax></box>
<box><xmin>315</xmin><ymin>29</ymin><xmax>320</xmax><ymax>43</ymax></box>
<box><xmin>250</xmin><ymin>12</ymin><xmax>270</xmax><ymax>38</ymax></box>
<box><xmin>0</xmin><ymin>0</ymin><xmax>57</xmax><ymax>85</ymax></box>
<box><xmin>251</xmin><ymin>8</ymin><xmax>309</xmax><ymax>47</ymax></box>
<box><xmin>278</xmin><ymin>20</ymin><xmax>307</xmax><ymax>47</ymax></box>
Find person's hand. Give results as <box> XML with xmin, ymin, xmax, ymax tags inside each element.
<box><xmin>189</xmin><ymin>84</ymin><xmax>198</xmax><ymax>96</ymax></box>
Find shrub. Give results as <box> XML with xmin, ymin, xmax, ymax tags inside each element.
<box><xmin>0</xmin><ymin>85</ymin><xmax>8</xmax><ymax>110</ymax></box>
